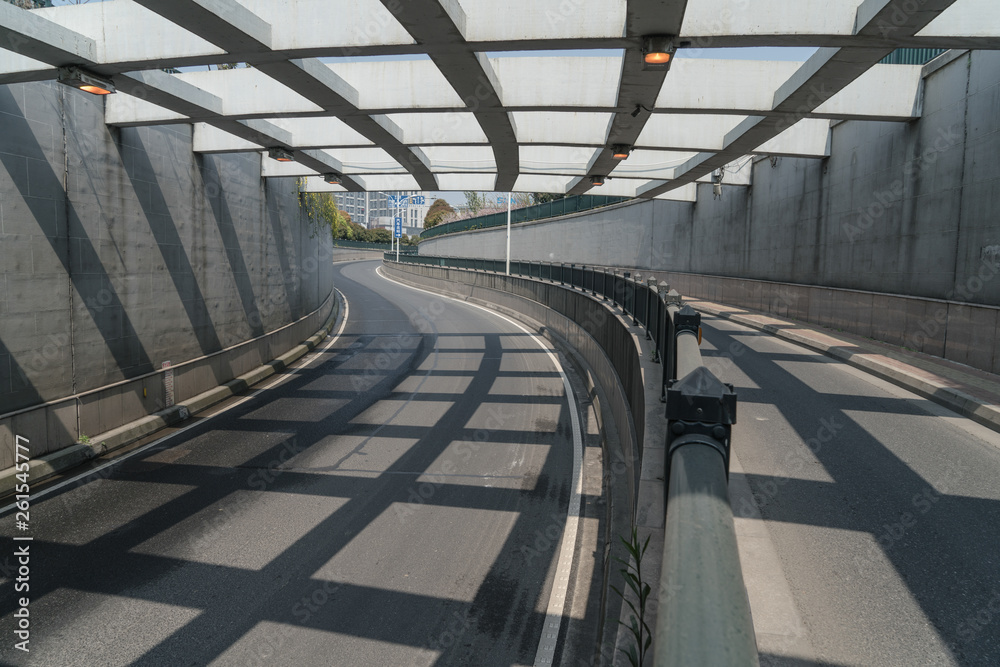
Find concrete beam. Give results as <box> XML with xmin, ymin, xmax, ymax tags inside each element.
<box><xmin>298</xmin><ymin>176</ymin><xmax>348</xmax><ymax>194</ymax></box>
<box><xmin>752</xmin><ymin>119</ymin><xmax>831</xmax><ymax>158</ymax></box>
<box><xmin>3</xmin><ymin>0</ymin><xmax>996</xmax><ymax>86</ymax></box>
<box><xmin>0</xmin><ymin>1</ymin><xmax>96</xmax><ymax>66</ymax></box>
<box><xmin>639</xmin><ymin>0</ymin><xmax>958</xmax><ymax>198</ymax></box>
<box><xmin>380</xmin><ymin>0</ymin><xmax>518</xmax><ymax>191</ymax></box>
<box><xmin>569</xmin><ymin>0</ymin><xmax>690</xmax><ymax>196</ymax></box>
<box><xmin>129</xmin><ymin>0</ymin><xmax>272</xmax><ymax>53</ymax></box>
<box><xmin>294</xmin><ymin>150</ymin><xmax>364</xmax><ymax>192</ymax></box>
<box><xmin>254</xmin><ymin>58</ymin><xmax>438</xmax><ymax>190</ymax></box>
<box><xmin>655</xmin><ymin>183</ymin><xmax>697</xmax><ymax>202</ymax></box>
<box><xmin>110</xmin><ymin>69</ymin><xmax>225</xmax><ymax>120</ymax></box>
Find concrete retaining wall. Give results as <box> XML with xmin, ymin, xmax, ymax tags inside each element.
<box><xmin>419</xmin><ymin>50</ymin><xmax>1000</xmax><ymax>371</ymax></box>
<box><xmin>0</xmin><ymin>80</ymin><xmax>334</xmax><ymax>467</ymax></box>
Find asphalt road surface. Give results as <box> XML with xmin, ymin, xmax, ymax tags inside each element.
<box><xmin>701</xmin><ymin>314</ymin><xmax>1000</xmax><ymax>667</ymax></box>
<box><xmin>0</xmin><ymin>260</ymin><xmax>592</xmax><ymax>667</ymax></box>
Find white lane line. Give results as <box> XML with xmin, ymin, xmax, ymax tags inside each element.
<box><xmin>1</xmin><ymin>290</ymin><xmax>350</xmax><ymax>515</ymax></box>
<box><xmin>376</xmin><ymin>267</ymin><xmax>584</xmax><ymax>666</ymax></box>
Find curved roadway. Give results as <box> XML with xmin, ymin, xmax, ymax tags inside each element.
<box><xmin>701</xmin><ymin>314</ymin><xmax>1000</xmax><ymax>667</ymax></box>
<box><xmin>0</xmin><ymin>260</ymin><xmax>588</xmax><ymax>667</ymax></box>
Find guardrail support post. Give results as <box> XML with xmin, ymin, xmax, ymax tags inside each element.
<box><xmin>659</xmin><ymin>365</ymin><xmax>754</xmax><ymax>666</ymax></box>
<box><xmin>645</xmin><ymin>277</ymin><xmax>657</xmax><ymax>340</ymax></box>
<box><xmin>662</xmin><ymin>289</ymin><xmax>682</xmax><ymax>401</ymax></box>
<box><xmin>630</xmin><ymin>274</ymin><xmax>641</xmax><ymax>327</ymax></box>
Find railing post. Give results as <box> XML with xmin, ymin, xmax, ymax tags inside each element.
<box><xmin>663</xmin><ymin>288</ymin><xmax>681</xmax><ymax>401</ymax></box>
<box><xmin>632</xmin><ymin>274</ymin><xmax>642</xmax><ymax>327</ymax></box>
<box><xmin>672</xmin><ymin>305</ymin><xmax>702</xmax><ymax>381</ymax></box>
<box><xmin>646</xmin><ymin>277</ymin><xmax>657</xmax><ymax>339</ymax></box>
<box><xmin>660</xmin><ymin>362</ymin><xmax>751</xmax><ymax>667</ymax></box>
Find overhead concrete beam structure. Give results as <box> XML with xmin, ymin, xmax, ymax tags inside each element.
<box><xmin>640</xmin><ymin>0</ymin><xmax>959</xmax><ymax>198</ymax></box>
<box><xmin>0</xmin><ymin>0</ymin><xmax>95</xmax><ymax>66</ymax></box>
<box><xmin>568</xmin><ymin>0</ymin><xmax>690</xmax><ymax>196</ymax></box>
<box><xmin>379</xmin><ymin>0</ymin><xmax>519</xmax><ymax>191</ymax></box>
<box><xmin>0</xmin><ymin>0</ymin><xmax>987</xmax><ymax>195</ymax></box>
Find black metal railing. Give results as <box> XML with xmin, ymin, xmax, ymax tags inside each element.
<box><xmin>384</xmin><ymin>252</ymin><xmax>758</xmax><ymax>665</ymax></box>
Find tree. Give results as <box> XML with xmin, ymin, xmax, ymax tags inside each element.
<box><xmin>464</xmin><ymin>191</ymin><xmax>484</xmax><ymax>216</ymax></box>
<box><xmin>298</xmin><ymin>187</ymin><xmax>353</xmax><ymax>240</ymax></box>
<box><xmin>531</xmin><ymin>193</ymin><xmax>566</xmax><ymax>205</ymax></box>
<box><xmin>424</xmin><ymin>198</ymin><xmax>455</xmax><ymax>229</ymax></box>
<box><xmin>369</xmin><ymin>227</ymin><xmax>392</xmax><ymax>244</ymax></box>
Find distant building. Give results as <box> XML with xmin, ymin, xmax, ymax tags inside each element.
<box><xmin>333</xmin><ymin>191</ymin><xmax>430</xmax><ymax>233</ymax></box>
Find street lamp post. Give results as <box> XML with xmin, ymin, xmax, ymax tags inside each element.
<box><xmin>506</xmin><ymin>193</ymin><xmax>511</xmax><ymax>276</ymax></box>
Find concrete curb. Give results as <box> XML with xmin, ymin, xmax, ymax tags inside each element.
<box><xmin>0</xmin><ymin>296</ymin><xmax>341</xmax><ymax>498</ymax></box>
<box><xmin>692</xmin><ymin>301</ymin><xmax>1000</xmax><ymax>434</ymax></box>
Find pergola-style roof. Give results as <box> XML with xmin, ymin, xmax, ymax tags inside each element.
<box><xmin>1</xmin><ymin>0</ymin><xmax>996</xmax><ymax>198</ymax></box>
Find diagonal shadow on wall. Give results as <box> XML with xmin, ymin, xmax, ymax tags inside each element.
<box><xmin>0</xmin><ymin>86</ymin><xmax>155</xmax><ymax>410</ymax></box>
<box><xmin>117</xmin><ymin>131</ymin><xmax>223</xmax><ymax>357</ymax></box>
<box><xmin>200</xmin><ymin>155</ymin><xmax>265</xmax><ymax>339</ymax></box>
<box><xmin>265</xmin><ymin>183</ymin><xmax>304</xmax><ymax>322</ymax></box>
<box><xmin>0</xmin><ymin>337</ymin><xmax>43</xmax><ymax>414</ymax></box>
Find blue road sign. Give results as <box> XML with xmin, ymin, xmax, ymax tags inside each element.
<box><xmin>390</xmin><ymin>194</ymin><xmax>424</xmax><ymax>207</ymax></box>
<box><xmin>394</xmin><ymin>217</ymin><xmax>403</xmax><ymax>238</ymax></box>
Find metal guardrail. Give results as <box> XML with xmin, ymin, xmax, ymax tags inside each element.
<box><xmin>385</xmin><ymin>253</ymin><xmax>758</xmax><ymax>665</ymax></box>
<box><xmin>334</xmin><ymin>239</ymin><xmax>417</xmax><ymax>253</ymax></box>
<box><xmin>419</xmin><ymin>194</ymin><xmax>629</xmax><ymax>240</ymax></box>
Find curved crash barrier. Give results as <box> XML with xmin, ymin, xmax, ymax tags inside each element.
<box><xmin>385</xmin><ymin>253</ymin><xmax>758</xmax><ymax>665</ymax></box>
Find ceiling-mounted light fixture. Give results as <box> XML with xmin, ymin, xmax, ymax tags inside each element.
<box><xmin>590</xmin><ymin>175</ymin><xmax>606</xmax><ymax>186</ymax></box>
<box><xmin>642</xmin><ymin>35</ymin><xmax>677</xmax><ymax>71</ymax></box>
<box><xmin>612</xmin><ymin>144</ymin><xmax>632</xmax><ymax>160</ymax></box>
<box><xmin>57</xmin><ymin>67</ymin><xmax>115</xmax><ymax>95</ymax></box>
<box><xmin>323</xmin><ymin>173</ymin><xmax>342</xmax><ymax>185</ymax></box>
<box><xmin>630</xmin><ymin>104</ymin><xmax>652</xmax><ymax>118</ymax></box>
<box><xmin>268</xmin><ymin>147</ymin><xmax>294</xmax><ymax>162</ymax></box>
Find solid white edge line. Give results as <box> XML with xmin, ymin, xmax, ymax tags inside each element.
<box><xmin>375</xmin><ymin>266</ymin><xmax>584</xmax><ymax>666</ymax></box>
<box><xmin>1</xmin><ymin>289</ymin><xmax>350</xmax><ymax>515</ymax></box>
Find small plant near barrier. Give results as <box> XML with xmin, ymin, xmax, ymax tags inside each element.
<box><xmin>611</xmin><ymin>528</ymin><xmax>653</xmax><ymax>666</ymax></box>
